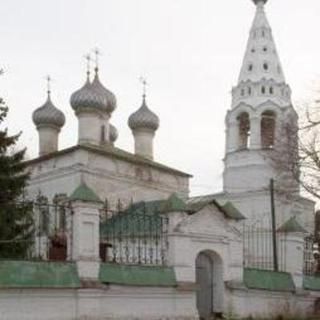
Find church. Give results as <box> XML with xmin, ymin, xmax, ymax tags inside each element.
<box><xmin>1</xmin><ymin>0</ymin><xmax>320</xmax><ymax>319</ymax></box>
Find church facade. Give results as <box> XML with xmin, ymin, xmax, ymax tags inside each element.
<box><xmin>1</xmin><ymin>0</ymin><xmax>320</xmax><ymax>319</ymax></box>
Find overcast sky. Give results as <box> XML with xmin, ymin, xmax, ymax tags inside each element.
<box><xmin>1</xmin><ymin>0</ymin><xmax>320</xmax><ymax>196</ymax></box>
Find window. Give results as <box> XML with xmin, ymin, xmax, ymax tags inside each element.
<box><xmin>261</xmin><ymin>86</ymin><xmax>266</xmax><ymax>94</ymax></box>
<box><xmin>263</xmin><ymin>46</ymin><xmax>268</xmax><ymax>52</ymax></box>
<box><xmin>263</xmin><ymin>63</ymin><xmax>269</xmax><ymax>71</ymax></box>
<box><xmin>269</xmin><ymin>87</ymin><xmax>274</xmax><ymax>95</ymax></box>
<box><xmin>261</xmin><ymin>111</ymin><xmax>276</xmax><ymax>148</ymax></box>
<box><xmin>241</xmin><ymin>89</ymin><xmax>245</xmax><ymax>96</ymax></box>
<box><xmin>248</xmin><ymin>87</ymin><xmax>252</xmax><ymax>95</ymax></box>
<box><xmin>251</xmin><ymin>48</ymin><xmax>256</xmax><ymax>53</ymax></box>
<box><xmin>248</xmin><ymin>64</ymin><xmax>253</xmax><ymax>72</ymax></box>
<box><xmin>237</xmin><ymin>112</ymin><xmax>250</xmax><ymax>149</ymax></box>
<box><xmin>262</xmin><ymin>30</ymin><xmax>265</xmax><ymax>38</ymax></box>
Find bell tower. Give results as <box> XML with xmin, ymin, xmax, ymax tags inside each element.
<box><xmin>223</xmin><ymin>0</ymin><xmax>298</xmax><ymax>193</ymax></box>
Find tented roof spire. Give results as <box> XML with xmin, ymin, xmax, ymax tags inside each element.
<box><xmin>238</xmin><ymin>0</ymin><xmax>285</xmax><ymax>84</ymax></box>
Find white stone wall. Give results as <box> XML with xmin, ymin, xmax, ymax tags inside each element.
<box><xmin>26</xmin><ymin>147</ymin><xmax>189</xmax><ymax>205</ymax></box>
<box><xmin>132</xmin><ymin>129</ymin><xmax>155</xmax><ymax>160</ymax></box>
<box><xmin>0</xmin><ymin>287</ymin><xmax>197</xmax><ymax>320</ymax></box>
<box><xmin>215</xmin><ymin>190</ymin><xmax>314</xmax><ymax>232</ymax></box>
<box><xmin>37</xmin><ymin>126</ymin><xmax>59</xmax><ymax>156</ymax></box>
<box><xmin>226</xmin><ymin>287</ymin><xmax>316</xmax><ymax>318</ymax></box>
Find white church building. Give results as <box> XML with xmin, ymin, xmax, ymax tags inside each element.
<box><xmin>1</xmin><ymin>0</ymin><xmax>320</xmax><ymax>319</ymax></box>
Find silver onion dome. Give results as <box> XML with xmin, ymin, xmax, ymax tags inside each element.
<box><xmin>91</xmin><ymin>69</ymin><xmax>117</xmax><ymax>114</ymax></box>
<box><xmin>128</xmin><ymin>96</ymin><xmax>160</xmax><ymax>131</ymax></box>
<box><xmin>33</xmin><ymin>93</ymin><xmax>65</xmax><ymax>128</ymax></box>
<box><xmin>109</xmin><ymin>123</ymin><xmax>118</xmax><ymax>143</ymax></box>
<box><xmin>70</xmin><ymin>75</ymin><xmax>106</xmax><ymax>113</ymax></box>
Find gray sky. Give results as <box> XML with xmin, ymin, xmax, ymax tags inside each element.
<box><xmin>1</xmin><ymin>0</ymin><xmax>320</xmax><ymax>196</ymax></box>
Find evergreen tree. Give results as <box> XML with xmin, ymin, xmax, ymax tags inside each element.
<box><xmin>0</xmin><ymin>85</ymin><xmax>34</xmax><ymax>259</ymax></box>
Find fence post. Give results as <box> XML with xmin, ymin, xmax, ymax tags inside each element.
<box><xmin>278</xmin><ymin>217</ymin><xmax>308</xmax><ymax>289</ymax></box>
<box><xmin>69</xmin><ymin>183</ymin><xmax>103</xmax><ymax>281</ymax></box>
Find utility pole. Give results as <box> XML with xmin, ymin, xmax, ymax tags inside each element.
<box><xmin>270</xmin><ymin>178</ymin><xmax>278</xmax><ymax>272</ymax></box>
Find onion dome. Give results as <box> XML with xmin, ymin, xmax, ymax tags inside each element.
<box><xmin>128</xmin><ymin>95</ymin><xmax>160</xmax><ymax>131</ymax></box>
<box><xmin>33</xmin><ymin>91</ymin><xmax>65</xmax><ymax>129</ymax></box>
<box><xmin>252</xmin><ymin>0</ymin><xmax>268</xmax><ymax>5</ymax></box>
<box><xmin>91</xmin><ymin>68</ymin><xmax>117</xmax><ymax>114</ymax></box>
<box><xmin>70</xmin><ymin>73</ymin><xmax>106</xmax><ymax>113</ymax></box>
<box><xmin>109</xmin><ymin>123</ymin><xmax>118</xmax><ymax>143</ymax></box>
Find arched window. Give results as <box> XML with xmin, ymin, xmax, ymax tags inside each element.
<box><xmin>263</xmin><ymin>63</ymin><xmax>269</xmax><ymax>71</ymax></box>
<box><xmin>241</xmin><ymin>89</ymin><xmax>245</xmax><ymax>96</ymax></box>
<box><xmin>269</xmin><ymin>87</ymin><xmax>274</xmax><ymax>95</ymax></box>
<box><xmin>248</xmin><ymin>87</ymin><xmax>252</xmax><ymax>95</ymax></box>
<box><xmin>248</xmin><ymin>64</ymin><xmax>253</xmax><ymax>72</ymax></box>
<box><xmin>261</xmin><ymin>111</ymin><xmax>276</xmax><ymax>148</ymax></box>
<box><xmin>261</xmin><ymin>86</ymin><xmax>266</xmax><ymax>94</ymax></box>
<box><xmin>237</xmin><ymin>112</ymin><xmax>250</xmax><ymax>149</ymax></box>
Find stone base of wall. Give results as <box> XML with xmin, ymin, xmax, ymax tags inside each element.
<box><xmin>226</xmin><ymin>287</ymin><xmax>318</xmax><ymax>318</ymax></box>
<box><xmin>0</xmin><ymin>286</ymin><xmax>198</xmax><ymax>320</ymax></box>
<box><xmin>1</xmin><ymin>285</ymin><xmax>320</xmax><ymax>319</ymax></box>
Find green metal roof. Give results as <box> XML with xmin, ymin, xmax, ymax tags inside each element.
<box><xmin>220</xmin><ymin>202</ymin><xmax>246</xmax><ymax>220</ymax></box>
<box><xmin>187</xmin><ymin>196</ymin><xmax>245</xmax><ymax>220</ymax></box>
<box><xmin>69</xmin><ymin>183</ymin><xmax>102</xmax><ymax>203</ymax></box>
<box><xmin>303</xmin><ymin>275</ymin><xmax>320</xmax><ymax>291</ymax></box>
<box><xmin>244</xmin><ymin>268</ymin><xmax>295</xmax><ymax>292</ymax></box>
<box><xmin>277</xmin><ymin>217</ymin><xmax>307</xmax><ymax>233</ymax></box>
<box><xmin>160</xmin><ymin>193</ymin><xmax>187</xmax><ymax>213</ymax></box>
<box><xmin>100</xmin><ymin>210</ymin><xmax>164</xmax><ymax>238</ymax></box>
<box><xmin>99</xmin><ymin>263</ymin><xmax>176</xmax><ymax>286</ymax></box>
<box><xmin>0</xmin><ymin>261</ymin><xmax>81</xmax><ymax>288</ymax></box>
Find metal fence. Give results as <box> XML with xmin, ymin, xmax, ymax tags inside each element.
<box><xmin>100</xmin><ymin>201</ymin><xmax>169</xmax><ymax>266</ymax></box>
<box><xmin>304</xmin><ymin>235</ymin><xmax>316</xmax><ymax>275</ymax></box>
<box><xmin>0</xmin><ymin>193</ymin><xmax>72</xmax><ymax>261</ymax></box>
<box><xmin>243</xmin><ymin>222</ymin><xmax>286</xmax><ymax>271</ymax></box>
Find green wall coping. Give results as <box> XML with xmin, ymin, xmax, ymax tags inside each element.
<box><xmin>0</xmin><ymin>260</ymin><xmax>81</xmax><ymax>288</ymax></box>
<box><xmin>99</xmin><ymin>263</ymin><xmax>177</xmax><ymax>287</ymax></box>
<box><xmin>69</xmin><ymin>182</ymin><xmax>102</xmax><ymax>203</ymax></box>
<box><xmin>277</xmin><ymin>216</ymin><xmax>307</xmax><ymax>233</ymax></box>
<box><xmin>244</xmin><ymin>268</ymin><xmax>295</xmax><ymax>292</ymax></box>
<box><xmin>304</xmin><ymin>275</ymin><xmax>320</xmax><ymax>291</ymax></box>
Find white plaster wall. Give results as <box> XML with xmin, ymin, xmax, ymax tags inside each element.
<box><xmin>78</xmin><ymin>112</ymin><xmax>102</xmax><ymax>146</ymax></box>
<box><xmin>0</xmin><ymin>287</ymin><xmax>197</xmax><ymax>320</ymax></box>
<box><xmin>226</xmin><ymin>287</ymin><xmax>317</xmax><ymax>318</ymax></box>
<box><xmin>215</xmin><ymin>190</ymin><xmax>314</xmax><ymax>232</ymax></box>
<box><xmin>1</xmin><ymin>285</ymin><xmax>319</xmax><ymax>319</ymax></box>
<box><xmin>26</xmin><ymin>147</ymin><xmax>189</xmax><ymax>205</ymax></box>
<box><xmin>37</xmin><ymin>126</ymin><xmax>59</xmax><ymax>156</ymax></box>
<box><xmin>132</xmin><ymin>129</ymin><xmax>155</xmax><ymax>160</ymax></box>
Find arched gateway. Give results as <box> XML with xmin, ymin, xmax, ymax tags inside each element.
<box><xmin>195</xmin><ymin>250</ymin><xmax>224</xmax><ymax>320</ymax></box>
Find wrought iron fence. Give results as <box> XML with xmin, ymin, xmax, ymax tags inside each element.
<box><xmin>243</xmin><ymin>222</ymin><xmax>286</xmax><ymax>271</ymax></box>
<box><xmin>304</xmin><ymin>235</ymin><xmax>316</xmax><ymax>275</ymax></box>
<box><xmin>0</xmin><ymin>193</ymin><xmax>73</xmax><ymax>261</ymax></box>
<box><xmin>100</xmin><ymin>201</ymin><xmax>169</xmax><ymax>266</ymax></box>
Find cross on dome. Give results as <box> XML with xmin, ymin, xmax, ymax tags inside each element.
<box><xmin>46</xmin><ymin>75</ymin><xmax>52</xmax><ymax>97</ymax></box>
<box><xmin>93</xmin><ymin>47</ymin><xmax>101</xmax><ymax>72</ymax></box>
<box><xmin>139</xmin><ymin>76</ymin><xmax>148</xmax><ymax>99</ymax></box>
<box><xmin>84</xmin><ymin>54</ymin><xmax>92</xmax><ymax>80</ymax></box>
